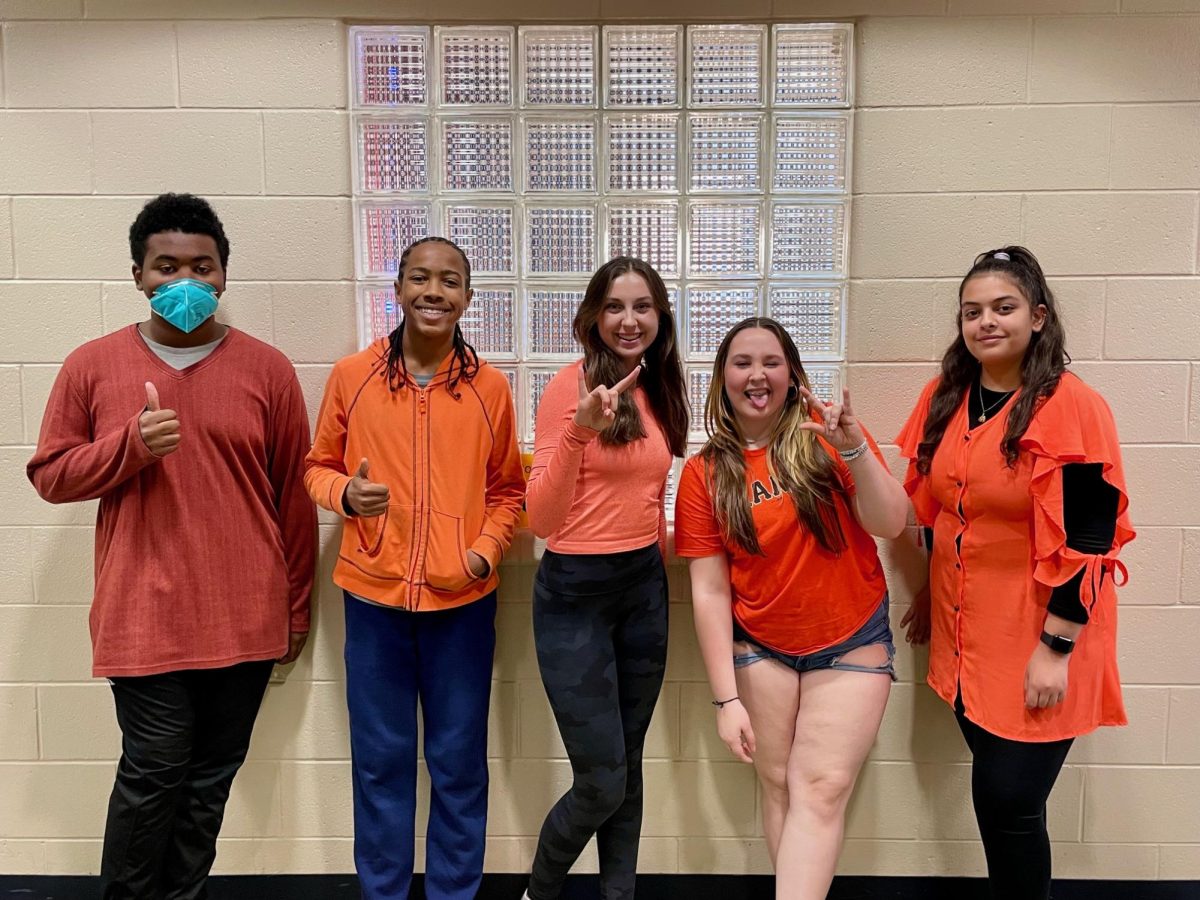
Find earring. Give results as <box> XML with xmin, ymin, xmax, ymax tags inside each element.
<box><xmin>787</xmin><ymin>384</ymin><xmax>798</xmax><ymax>400</ymax></box>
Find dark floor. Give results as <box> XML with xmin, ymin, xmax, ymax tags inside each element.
<box><xmin>2</xmin><ymin>875</ymin><xmax>1199</xmax><ymax>900</ymax></box>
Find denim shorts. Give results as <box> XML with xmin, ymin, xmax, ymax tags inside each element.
<box><xmin>732</xmin><ymin>594</ymin><xmax>896</xmax><ymax>680</ymax></box>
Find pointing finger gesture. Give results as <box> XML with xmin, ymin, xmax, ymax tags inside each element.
<box><xmin>574</xmin><ymin>364</ymin><xmax>641</xmax><ymax>433</ymax></box>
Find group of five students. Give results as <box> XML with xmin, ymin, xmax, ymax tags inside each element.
<box><xmin>27</xmin><ymin>193</ymin><xmax>1132</xmax><ymax>900</ymax></box>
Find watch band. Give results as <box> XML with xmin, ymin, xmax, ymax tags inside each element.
<box><xmin>1040</xmin><ymin>631</ymin><xmax>1076</xmax><ymax>655</ymax></box>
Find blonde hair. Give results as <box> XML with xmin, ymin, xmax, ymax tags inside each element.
<box><xmin>699</xmin><ymin>317</ymin><xmax>847</xmax><ymax>555</ymax></box>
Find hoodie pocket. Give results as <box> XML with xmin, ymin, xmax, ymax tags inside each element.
<box><xmin>423</xmin><ymin>509</ymin><xmax>478</xmax><ymax>593</ymax></box>
<box><xmin>351</xmin><ymin>504</ymin><xmax>414</xmax><ymax>582</ymax></box>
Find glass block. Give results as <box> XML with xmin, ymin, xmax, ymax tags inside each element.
<box><xmin>443</xmin><ymin>204</ymin><xmax>515</xmax><ymax>276</ymax></box>
<box><xmin>773</xmin><ymin>115</ymin><xmax>849</xmax><ymax>194</ymax></box>
<box><xmin>687</xmin><ymin>202</ymin><xmax>763</xmax><ymax>278</ymax></box>
<box><xmin>606</xmin><ymin>114</ymin><xmax>679</xmax><ymax>192</ymax></box>
<box><xmin>685</xmin><ymin>284</ymin><xmax>761</xmax><ymax>356</ymax></box>
<box><xmin>356</xmin><ymin>201</ymin><xmax>432</xmax><ymax>279</ymax></box>
<box><xmin>441</xmin><ymin>117</ymin><xmax>513</xmax><ymax>192</ymax></box>
<box><xmin>687</xmin><ymin>365</ymin><xmax>714</xmax><ymax>437</ymax></box>
<box><xmin>355</xmin><ymin>117</ymin><xmax>429</xmax><ymax>193</ymax></box>
<box><xmin>496</xmin><ymin>365</ymin><xmax>518</xmax><ymax>398</ymax></box>
<box><xmin>520</xmin><ymin>26</ymin><xmax>598</xmax><ymax>108</ymax></box>
<box><xmin>459</xmin><ymin>285</ymin><xmax>518</xmax><ymax>359</ymax></box>
<box><xmin>604</xmin><ymin>26</ymin><xmax>682</xmax><ymax>108</ymax></box>
<box><xmin>688</xmin><ymin>25</ymin><xmax>765</xmax><ymax>107</ymax></box>
<box><xmin>772</xmin><ymin>24</ymin><xmax>853</xmax><ymax>107</ymax></box>
<box><xmin>689</xmin><ymin>113</ymin><xmax>763</xmax><ymax>193</ymax></box>
<box><xmin>438</xmin><ymin>26</ymin><xmax>514</xmax><ymax>107</ymax></box>
<box><xmin>524</xmin><ymin>117</ymin><xmax>597</xmax><ymax>192</ymax></box>
<box><xmin>526</xmin><ymin>288</ymin><xmax>584</xmax><ymax>357</ymax></box>
<box><xmin>357</xmin><ymin>282</ymin><xmax>400</xmax><ymax>348</ymax></box>
<box><xmin>664</xmin><ymin>283</ymin><xmax>680</xmax><ymax>313</ymax></box>
<box><xmin>524</xmin><ymin>205</ymin><xmax>596</xmax><ymax>276</ymax></box>
<box><xmin>769</xmin><ymin>202</ymin><xmax>847</xmax><ymax>277</ymax></box>
<box><xmin>525</xmin><ymin>366</ymin><xmax>560</xmax><ymax>442</ymax></box>
<box><xmin>767</xmin><ymin>284</ymin><xmax>844</xmax><ymax>359</ymax></box>
<box><xmin>352</xmin><ymin>26</ymin><xmax>429</xmax><ymax>108</ymax></box>
<box><xmin>663</xmin><ymin>457</ymin><xmax>683</xmax><ymax>514</ymax></box>
<box><xmin>605</xmin><ymin>202</ymin><xmax>680</xmax><ymax>278</ymax></box>
<box><xmin>803</xmin><ymin>364</ymin><xmax>842</xmax><ymax>403</ymax></box>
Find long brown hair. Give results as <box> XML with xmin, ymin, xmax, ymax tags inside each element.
<box><xmin>699</xmin><ymin>317</ymin><xmax>846</xmax><ymax>555</ymax></box>
<box><xmin>916</xmin><ymin>245</ymin><xmax>1069</xmax><ymax>474</ymax></box>
<box><xmin>573</xmin><ymin>257</ymin><xmax>689</xmax><ymax>457</ymax></box>
<box><xmin>386</xmin><ymin>236</ymin><xmax>479</xmax><ymax>398</ymax></box>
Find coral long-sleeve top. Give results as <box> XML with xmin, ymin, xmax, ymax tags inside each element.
<box><xmin>526</xmin><ymin>360</ymin><xmax>671</xmax><ymax>555</ymax></box>
<box><xmin>897</xmin><ymin>373</ymin><xmax>1134</xmax><ymax>742</ymax></box>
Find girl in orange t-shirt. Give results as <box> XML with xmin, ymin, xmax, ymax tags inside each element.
<box><xmin>674</xmin><ymin>317</ymin><xmax>909</xmax><ymax>900</ymax></box>
<box><xmin>897</xmin><ymin>246</ymin><xmax>1133</xmax><ymax>900</ymax></box>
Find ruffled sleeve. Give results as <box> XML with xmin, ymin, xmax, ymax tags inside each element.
<box><xmin>1019</xmin><ymin>373</ymin><xmax>1135</xmax><ymax>621</ymax></box>
<box><xmin>896</xmin><ymin>376</ymin><xmax>942</xmax><ymax>527</ymax></box>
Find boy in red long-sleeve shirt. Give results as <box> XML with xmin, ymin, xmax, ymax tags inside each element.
<box><xmin>26</xmin><ymin>193</ymin><xmax>317</xmax><ymax>900</ymax></box>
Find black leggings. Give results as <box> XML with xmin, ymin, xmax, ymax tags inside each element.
<box><xmin>955</xmin><ymin>695</ymin><xmax>1074</xmax><ymax>900</ymax></box>
<box><xmin>528</xmin><ymin>544</ymin><xmax>669</xmax><ymax>900</ymax></box>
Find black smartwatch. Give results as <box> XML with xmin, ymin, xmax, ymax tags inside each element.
<box><xmin>1040</xmin><ymin>631</ymin><xmax>1076</xmax><ymax>655</ymax></box>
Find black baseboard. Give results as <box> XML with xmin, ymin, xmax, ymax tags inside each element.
<box><xmin>2</xmin><ymin>874</ymin><xmax>1198</xmax><ymax>899</ymax></box>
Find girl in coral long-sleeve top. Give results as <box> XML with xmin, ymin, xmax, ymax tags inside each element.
<box><xmin>897</xmin><ymin>246</ymin><xmax>1134</xmax><ymax>900</ymax></box>
<box><xmin>522</xmin><ymin>257</ymin><xmax>689</xmax><ymax>900</ymax></box>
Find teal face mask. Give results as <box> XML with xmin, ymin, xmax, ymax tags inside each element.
<box><xmin>149</xmin><ymin>278</ymin><xmax>219</xmax><ymax>333</ymax></box>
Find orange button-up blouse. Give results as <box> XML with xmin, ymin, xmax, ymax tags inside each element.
<box><xmin>897</xmin><ymin>373</ymin><xmax>1134</xmax><ymax>742</ymax></box>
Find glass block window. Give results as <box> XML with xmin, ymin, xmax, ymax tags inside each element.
<box><xmin>605</xmin><ymin>114</ymin><xmax>680</xmax><ymax>192</ymax></box>
<box><xmin>527</xmin><ymin>288</ymin><xmax>585</xmax><ymax>357</ymax></box>
<box><xmin>524</xmin><ymin>117</ymin><xmax>597</xmax><ymax>192</ymax></box>
<box><xmin>689</xmin><ymin>114</ymin><xmax>764</xmax><ymax>193</ymax></box>
<box><xmin>605</xmin><ymin>202</ymin><xmax>680</xmax><ymax>279</ymax></box>
<box><xmin>603</xmin><ymin>26</ymin><xmax>682</xmax><ymax>108</ymax></box>
<box><xmin>441</xmin><ymin>117</ymin><xmax>513</xmax><ymax>192</ymax></box>
<box><xmin>688</xmin><ymin>25</ymin><xmax>765</xmax><ymax>107</ymax></box>
<box><xmin>355</xmin><ymin>117</ymin><xmax>429</xmax><ymax>193</ymax></box>
<box><xmin>459</xmin><ymin>286</ymin><xmax>518</xmax><ymax>359</ymax></box>
<box><xmin>350</xmin><ymin>21</ymin><xmax>854</xmax><ymax>478</ymax></box>
<box><xmin>521</xmin><ymin>26</ymin><xmax>598</xmax><ymax>107</ymax></box>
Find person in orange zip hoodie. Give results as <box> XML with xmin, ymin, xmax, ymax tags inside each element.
<box><xmin>304</xmin><ymin>237</ymin><xmax>525</xmax><ymax>900</ymax></box>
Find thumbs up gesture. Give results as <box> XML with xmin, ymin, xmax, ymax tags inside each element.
<box><xmin>138</xmin><ymin>382</ymin><xmax>181</xmax><ymax>458</ymax></box>
<box><xmin>573</xmin><ymin>364</ymin><xmax>641</xmax><ymax>433</ymax></box>
<box><xmin>344</xmin><ymin>458</ymin><xmax>390</xmax><ymax>518</ymax></box>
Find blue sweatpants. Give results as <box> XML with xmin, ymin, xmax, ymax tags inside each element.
<box><xmin>343</xmin><ymin>591</ymin><xmax>497</xmax><ymax>900</ymax></box>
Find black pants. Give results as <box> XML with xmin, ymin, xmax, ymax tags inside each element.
<box><xmin>528</xmin><ymin>544</ymin><xmax>668</xmax><ymax>900</ymax></box>
<box><xmin>100</xmin><ymin>659</ymin><xmax>274</xmax><ymax>900</ymax></box>
<box><xmin>955</xmin><ymin>695</ymin><xmax>1074</xmax><ymax>900</ymax></box>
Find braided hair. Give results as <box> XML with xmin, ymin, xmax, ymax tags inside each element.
<box><xmin>385</xmin><ymin>236</ymin><xmax>480</xmax><ymax>398</ymax></box>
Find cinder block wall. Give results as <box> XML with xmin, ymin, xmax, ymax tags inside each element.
<box><xmin>1</xmin><ymin>0</ymin><xmax>1197</xmax><ymax>880</ymax></box>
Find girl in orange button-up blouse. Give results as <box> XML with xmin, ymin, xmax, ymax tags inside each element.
<box><xmin>898</xmin><ymin>246</ymin><xmax>1134</xmax><ymax>900</ymax></box>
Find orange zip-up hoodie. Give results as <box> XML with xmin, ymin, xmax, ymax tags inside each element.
<box><xmin>304</xmin><ymin>340</ymin><xmax>526</xmax><ymax>611</ymax></box>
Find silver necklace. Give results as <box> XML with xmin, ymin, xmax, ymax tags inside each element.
<box><xmin>977</xmin><ymin>380</ymin><xmax>1015</xmax><ymax>423</ymax></box>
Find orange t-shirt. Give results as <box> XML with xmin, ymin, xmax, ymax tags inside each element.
<box><xmin>673</xmin><ymin>432</ymin><xmax>888</xmax><ymax>656</ymax></box>
<box><xmin>897</xmin><ymin>373</ymin><xmax>1134</xmax><ymax>742</ymax></box>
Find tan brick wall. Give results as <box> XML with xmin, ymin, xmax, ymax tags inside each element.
<box><xmin>0</xmin><ymin>0</ymin><xmax>1196</xmax><ymax>881</ymax></box>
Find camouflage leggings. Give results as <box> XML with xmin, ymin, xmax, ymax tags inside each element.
<box><xmin>528</xmin><ymin>544</ymin><xmax>669</xmax><ymax>900</ymax></box>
